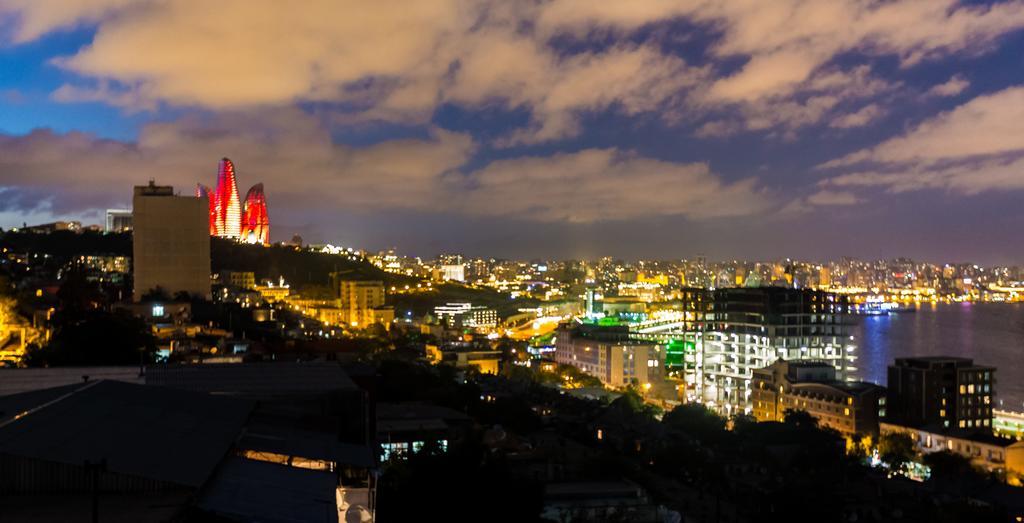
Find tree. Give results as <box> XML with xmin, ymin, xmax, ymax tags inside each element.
<box><xmin>878</xmin><ymin>432</ymin><xmax>918</xmax><ymax>473</ymax></box>
<box><xmin>782</xmin><ymin>409</ymin><xmax>818</xmax><ymax>429</ymax></box>
<box><xmin>923</xmin><ymin>451</ymin><xmax>976</xmax><ymax>482</ymax></box>
<box><xmin>662</xmin><ymin>403</ymin><xmax>728</xmax><ymax>443</ymax></box>
<box><xmin>140</xmin><ymin>286</ymin><xmax>171</xmax><ymax>302</ymax></box>
<box><xmin>375</xmin><ymin>432</ymin><xmax>543</xmax><ymax>522</ymax></box>
<box><xmin>26</xmin><ymin>309</ymin><xmax>157</xmax><ymax>366</ymax></box>
<box><xmin>556</xmin><ymin>363</ymin><xmax>602</xmax><ymax>389</ymax></box>
<box><xmin>56</xmin><ymin>266</ymin><xmax>105</xmax><ymax>310</ymax></box>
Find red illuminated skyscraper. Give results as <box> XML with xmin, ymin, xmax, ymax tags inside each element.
<box><xmin>241</xmin><ymin>183</ymin><xmax>270</xmax><ymax>245</ymax></box>
<box><xmin>213</xmin><ymin>158</ymin><xmax>241</xmax><ymax>239</ymax></box>
<box><xmin>197</xmin><ymin>158</ymin><xmax>269</xmax><ymax>244</ymax></box>
<box><xmin>195</xmin><ymin>184</ymin><xmax>217</xmax><ymax>235</ymax></box>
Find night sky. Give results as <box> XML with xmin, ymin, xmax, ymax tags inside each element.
<box><xmin>1</xmin><ymin>1</ymin><xmax>1024</xmax><ymax>263</ymax></box>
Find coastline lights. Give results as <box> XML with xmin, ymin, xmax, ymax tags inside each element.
<box><xmin>196</xmin><ymin>158</ymin><xmax>269</xmax><ymax>245</ymax></box>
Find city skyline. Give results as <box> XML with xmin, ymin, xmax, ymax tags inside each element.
<box><xmin>1</xmin><ymin>1</ymin><xmax>1024</xmax><ymax>262</ymax></box>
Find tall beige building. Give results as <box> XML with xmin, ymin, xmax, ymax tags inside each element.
<box><xmin>132</xmin><ymin>182</ymin><xmax>211</xmax><ymax>302</ymax></box>
<box><xmin>336</xmin><ymin>280</ymin><xmax>385</xmax><ymax>327</ymax></box>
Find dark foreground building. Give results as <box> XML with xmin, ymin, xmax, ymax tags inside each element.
<box><xmin>0</xmin><ymin>362</ymin><xmax>375</xmax><ymax>522</ymax></box>
<box><xmin>886</xmin><ymin>356</ymin><xmax>995</xmax><ymax>432</ymax></box>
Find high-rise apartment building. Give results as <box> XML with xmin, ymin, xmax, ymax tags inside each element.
<box><xmin>886</xmin><ymin>357</ymin><xmax>995</xmax><ymax>432</ymax></box>
<box><xmin>699</xmin><ymin>287</ymin><xmax>854</xmax><ymax>414</ymax></box>
<box><xmin>336</xmin><ymin>279</ymin><xmax>386</xmax><ymax>327</ymax></box>
<box><xmin>132</xmin><ymin>182</ymin><xmax>211</xmax><ymax>302</ymax></box>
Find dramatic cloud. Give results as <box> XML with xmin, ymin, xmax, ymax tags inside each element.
<box><xmin>823</xmin><ymin>86</ymin><xmax>1024</xmax><ymax>167</ymax></box>
<box><xmin>819</xmin><ymin>85</ymin><xmax>1024</xmax><ymax>195</ymax></box>
<box><xmin>3</xmin><ymin>0</ymin><xmax>1022</xmax><ymax>142</ymax></box>
<box><xmin>537</xmin><ymin>0</ymin><xmax>1024</xmax><ymax>100</ymax></box>
<box><xmin>0</xmin><ymin>111</ymin><xmax>767</xmax><ymax>228</ymax></box>
<box><xmin>459</xmin><ymin>149</ymin><xmax>771</xmax><ymax>222</ymax></box>
<box><xmin>826</xmin><ymin>156</ymin><xmax>1024</xmax><ymax>195</ymax></box>
<box><xmin>0</xmin><ymin>110</ymin><xmax>474</xmax><ymax>218</ymax></box>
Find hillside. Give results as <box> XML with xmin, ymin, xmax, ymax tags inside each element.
<box><xmin>0</xmin><ymin>231</ymin><xmax>534</xmax><ymax>316</ymax></box>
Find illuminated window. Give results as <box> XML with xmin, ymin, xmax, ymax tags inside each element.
<box><xmin>152</xmin><ymin>305</ymin><xmax>164</xmax><ymax>316</ymax></box>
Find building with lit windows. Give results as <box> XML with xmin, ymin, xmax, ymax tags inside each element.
<box><xmin>554</xmin><ymin>323</ymin><xmax>664</xmax><ymax>388</ymax></box>
<box><xmin>104</xmin><ymin>209</ymin><xmax>132</xmax><ymax>232</ymax></box>
<box><xmin>879</xmin><ymin>422</ymin><xmax>1024</xmax><ymax>480</ymax></box>
<box><xmin>335</xmin><ymin>279</ymin><xmax>386</xmax><ymax>328</ymax></box>
<box><xmin>433</xmin><ymin>302</ymin><xmax>498</xmax><ymax>330</ymax></box>
<box><xmin>254</xmin><ymin>281</ymin><xmax>290</xmax><ymax>303</ymax></box>
<box><xmin>752</xmin><ymin>359</ymin><xmax>885</xmax><ymax>437</ymax></box>
<box><xmin>439</xmin><ymin>264</ymin><xmax>465</xmax><ymax>282</ymax></box>
<box><xmin>886</xmin><ymin>356</ymin><xmax>995</xmax><ymax>432</ymax></box>
<box><xmin>698</xmin><ymin>287</ymin><xmax>854</xmax><ymax>415</ymax></box>
<box><xmin>132</xmin><ymin>181</ymin><xmax>211</xmax><ymax>302</ymax></box>
<box><xmin>221</xmin><ymin>271</ymin><xmax>256</xmax><ymax>290</ymax></box>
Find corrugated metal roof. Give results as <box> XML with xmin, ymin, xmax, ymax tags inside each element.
<box><xmin>0</xmin><ymin>380</ymin><xmax>253</xmax><ymax>488</ymax></box>
<box><xmin>145</xmin><ymin>362</ymin><xmax>358</xmax><ymax>396</ymax></box>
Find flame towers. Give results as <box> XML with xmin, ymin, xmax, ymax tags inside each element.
<box><xmin>241</xmin><ymin>183</ymin><xmax>269</xmax><ymax>245</ymax></box>
<box><xmin>197</xmin><ymin>158</ymin><xmax>270</xmax><ymax>245</ymax></box>
<box><xmin>214</xmin><ymin>158</ymin><xmax>242</xmax><ymax>238</ymax></box>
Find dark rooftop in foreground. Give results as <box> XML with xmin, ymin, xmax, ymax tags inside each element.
<box><xmin>145</xmin><ymin>361</ymin><xmax>358</xmax><ymax>396</ymax></box>
<box><xmin>0</xmin><ymin>380</ymin><xmax>253</xmax><ymax>488</ymax></box>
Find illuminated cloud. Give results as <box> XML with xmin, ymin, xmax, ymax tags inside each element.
<box><xmin>459</xmin><ymin>149</ymin><xmax>771</xmax><ymax>222</ymax></box>
<box><xmin>0</xmin><ymin>110</ymin><xmax>473</xmax><ymax>219</ymax></box>
<box><xmin>829</xmin><ymin>104</ymin><xmax>886</xmax><ymax>129</ymax></box>
<box><xmin>826</xmin><ymin>156</ymin><xmax>1024</xmax><ymax>195</ymax></box>
<box><xmin>537</xmin><ymin>0</ymin><xmax>1024</xmax><ymax>102</ymax></box>
<box><xmin>806</xmin><ymin>190</ymin><xmax>861</xmax><ymax>206</ymax></box>
<box><xmin>819</xmin><ymin>85</ymin><xmax>1024</xmax><ymax>195</ymax></box>
<box><xmin>0</xmin><ymin>112</ymin><xmax>766</xmax><ymax>226</ymax></box>
<box><xmin>926</xmin><ymin>75</ymin><xmax>971</xmax><ymax>98</ymax></box>
<box><xmin>2</xmin><ymin>0</ymin><xmax>1021</xmax><ymax>141</ymax></box>
<box><xmin>822</xmin><ymin>86</ymin><xmax>1024</xmax><ymax>168</ymax></box>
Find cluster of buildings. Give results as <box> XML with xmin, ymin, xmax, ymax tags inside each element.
<box><xmin>549</xmin><ymin>285</ymin><xmax>1024</xmax><ymax>482</ymax></box>
<box><xmin>366</xmin><ymin>251</ymin><xmax>1024</xmax><ymax>305</ymax></box>
<box><xmin>553</xmin><ymin>287</ymin><xmax>856</xmax><ymax>414</ymax></box>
